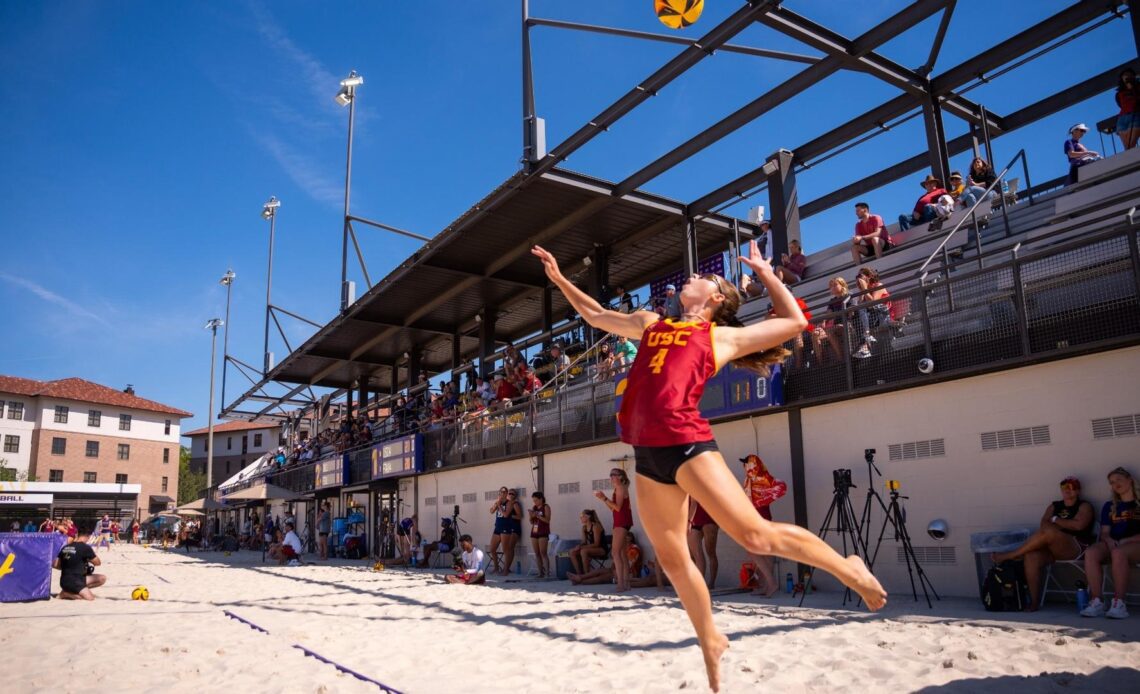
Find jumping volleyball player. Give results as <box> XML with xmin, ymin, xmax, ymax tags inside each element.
<box><xmin>532</xmin><ymin>241</ymin><xmax>886</xmax><ymax>692</ymax></box>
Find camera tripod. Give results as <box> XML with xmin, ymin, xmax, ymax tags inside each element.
<box><xmin>799</xmin><ymin>468</ymin><xmax>869</xmax><ymax>607</ymax></box>
<box><xmin>867</xmin><ymin>486</ymin><xmax>940</xmax><ymax>607</ymax></box>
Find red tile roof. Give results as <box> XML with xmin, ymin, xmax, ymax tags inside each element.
<box><xmin>183</xmin><ymin>419</ymin><xmax>281</xmax><ymax>437</ymax></box>
<box><xmin>0</xmin><ymin>375</ymin><xmax>192</xmax><ymax>417</ymax></box>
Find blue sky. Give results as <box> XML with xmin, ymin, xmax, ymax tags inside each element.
<box><xmin>0</xmin><ymin>1</ymin><xmax>1133</xmax><ymax>439</ymax></box>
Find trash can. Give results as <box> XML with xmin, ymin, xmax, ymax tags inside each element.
<box><xmin>970</xmin><ymin>527</ymin><xmax>1033</xmax><ymax>587</ymax></box>
<box><xmin>553</xmin><ymin>537</ymin><xmax>581</xmax><ymax>580</ymax></box>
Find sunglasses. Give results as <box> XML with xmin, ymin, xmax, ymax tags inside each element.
<box><xmin>701</xmin><ymin>274</ymin><xmax>726</xmax><ymax>295</ymax></box>
<box><xmin>1059</xmin><ymin>483</ymin><xmax>1078</xmax><ymax>491</ymax></box>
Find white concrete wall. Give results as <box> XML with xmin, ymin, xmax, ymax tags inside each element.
<box><xmin>415</xmin><ymin>458</ymin><xmax>534</xmax><ymax>549</ymax></box>
<box><xmin>801</xmin><ymin>346</ymin><xmax>1140</xmax><ymax>597</ymax></box>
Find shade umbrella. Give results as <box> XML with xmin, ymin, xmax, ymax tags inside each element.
<box><xmin>179</xmin><ymin>497</ymin><xmax>225</xmax><ymax>511</ymax></box>
<box><xmin>223</xmin><ymin>483</ymin><xmax>304</xmax><ymax>502</ymax></box>
<box><xmin>175</xmin><ymin>508</ymin><xmax>205</xmax><ymax>516</ymax></box>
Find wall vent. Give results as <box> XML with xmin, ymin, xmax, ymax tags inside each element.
<box><xmin>462</xmin><ymin>493</ymin><xmax>477</xmax><ymax>503</ymax></box>
<box><xmin>1092</xmin><ymin>414</ymin><xmax>1140</xmax><ymax>440</ymax></box>
<box><xmin>484</xmin><ymin>490</ymin><xmax>499</xmax><ymax>501</ymax></box>
<box><xmin>888</xmin><ymin>438</ymin><xmax>946</xmax><ymax>461</ymax></box>
<box><xmin>558</xmin><ymin>482</ymin><xmax>580</xmax><ymax>495</ymax></box>
<box><xmin>980</xmin><ymin>425</ymin><xmax>1050</xmax><ymax>451</ymax></box>
<box><xmin>899</xmin><ymin>545</ymin><xmax>956</xmax><ymax>565</ymax></box>
<box><xmin>592</xmin><ymin>478</ymin><xmax>614</xmax><ymax>491</ymax></box>
<box><xmin>442</xmin><ymin>495</ymin><xmax>455</xmax><ymax>505</ymax></box>
<box><xmin>424</xmin><ymin>497</ymin><xmax>437</xmax><ymax>506</ymax></box>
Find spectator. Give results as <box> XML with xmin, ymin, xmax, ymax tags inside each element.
<box><xmin>567</xmin><ymin>509</ymin><xmax>607</xmax><ymax>575</ymax></box>
<box><xmin>422</xmin><ymin>517</ymin><xmax>458</xmax><ymax>568</ymax></box>
<box><xmin>990</xmin><ymin>476</ymin><xmax>1094</xmax><ymax>611</ymax></box>
<box><xmin>595</xmin><ymin>468</ymin><xmax>634</xmax><ymax>592</ymax></box>
<box><xmin>663</xmin><ymin>284</ymin><xmax>682</xmax><ymax>319</ymax></box>
<box><xmin>812</xmin><ymin>277</ymin><xmax>854</xmax><ymax>365</ymax></box>
<box><xmin>53</xmin><ymin>526</ymin><xmax>106</xmax><ymax>600</ymax></box>
<box><xmin>498</xmin><ymin>489</ymin><xmax>524</xmax><ymax>575</ymax></box>
<box><xmin>23</xmin><ymin>519</ymin><xmax>36</xmax><ymax>533</ymax></box>
<box><xmin>489</xmin><ymin>486</ymin><xmax>511</xmax><ymax>573</ymax></box>
<box><xmin>504</xmin><ymin>343</ymin><xmax>524</xmax><ymax>371</ymax></box>
<box><xmin>491</xmin><ymin>373</ymin><xmax>520</xmax><ymax>411</ymax></box>
<box><xmin>317</xmin><ymin>502</ymin><xmax>331</xmax><ymax>560</ymax></box>
<box><xmin>966</xmin><ymin>156</ymin><xmax>998</xmax><ymax>193</ymax></box>
<box><xmin>775</xmin><ymin>239</ymin><xmax>807</xmax><ymax>284</ymax></box>
<box><xmin>529</xmin><ymin>492</ymin><xmax>553</xmax><ymax>578</ymax></box>
<box><xmin>688</xmin><ymin>500</ymin><xmax>720</xmax><ymax>588</ymax></box>
<box><xmin>445</xmin><ymin>534</ymin><xmax>486</xmax><ymax>584</ymax></box>
<box><xmin>474</xmin><ymin>378</ymin><xmax>495</xmax><ymax>408</ymax></box>
<box><xmin>850</xmin><ymin>202</ymin><xmax>891</xmax><ymax>264</ymax></box>
<box><xmin>898</xmin><ymin>175</ymin><xmax>946</xmax><ymax>231</ymax></box>
<box><xmin>1065</xmin><ymin>123</ymin><xmax>1101</xmax><ymax>183</ymax></box>
<box><xmin>853</xmin><ymin>267</ymin><xmax>890</xmax><ymax>359</ymax></box>
<box><xmin>741</xmin><ymin>454</ymin><xmax>787</xmax><ymax>596</ymax></box>
<box><xmin>271</xmin><ymin>521</ymin><xmax>303</xmax><ymax>565</ymax></box>
<box><xmin>1116</xmin><ymin>68</ymin><xmax>1138</xmax><ymax>150</ymax></box>
<box><xmin>595</xmin><ymin>342</ymin><xmax>616</xmax><ymax>381</ymax></box>
<box><xmin>39</xmin><ymin>517</ymin><xmax>54</xmax><ymax>533</ymax></box>
<box><xmin>613</xmin><ymin>335</ymin><xmax>637</xmax><ymax>371</ymax></box>
<box><xmin>613</xmin><ymin>285</ymin><xmax>634</xmax><ymax>313</ymax></box>
<box><xmin>568</xmin><ymin>542</ymin><xmax>645</xmax><ymax>586</ymax></box>
<box><xmin>1081</xmin><ymin>467</ymin><xmax>1140</xmax><ymax>619</ymax></box>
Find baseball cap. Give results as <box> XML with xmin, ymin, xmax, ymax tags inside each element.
<box><xmin>665</xmin><ymin>284</ymin><xmax>676</xmax><ymax>291</ymax></box>
<box><xmin>1070</xmin><ymin>123</ymin><xmax>1088</xmax><ymax>133</ymax></box>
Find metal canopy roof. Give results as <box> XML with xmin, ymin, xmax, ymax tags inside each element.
<box><xmin>223</xmin><ymin>167</ymin><xmax>758</xmax><ymax>413</ymax></box>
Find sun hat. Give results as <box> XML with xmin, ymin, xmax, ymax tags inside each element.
<box><xmin>1070</xmin><ymin>123</ymin><xmax>1088</xmax><ymax>133</ymax></box>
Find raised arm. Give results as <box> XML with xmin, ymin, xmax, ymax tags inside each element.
<box><xmin>532</xmin><ymin>245</ymin><xmax>657</xmax><ymax>340</ymax></box>
<box><xmin>714</xmin><ymin>240</ymin><xmax>807</xmax><ymax>368</ymax></box>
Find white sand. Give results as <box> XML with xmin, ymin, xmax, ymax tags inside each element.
<box><xmin>4</xmin><ymin>545</ymin><xmax>1139</xmax><ymax>693</ymax></box>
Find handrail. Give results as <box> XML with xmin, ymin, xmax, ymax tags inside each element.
<box><xmin>917</xmin><ymin>149</ymin><xmax>1031</xmax><ymax>283</ymax></box>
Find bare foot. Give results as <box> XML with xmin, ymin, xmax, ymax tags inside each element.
<box><xmin>699</xmin><ymin>630</ymin><xmax>730</xmax><ymax>692</ymax></box>
<box><xmin>843</xmin><ymin>555</ymin><xmax>887</xmax><ymax>610</ymax></box>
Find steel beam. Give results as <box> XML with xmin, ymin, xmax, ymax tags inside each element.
<box><xmin>613</xmin><ymin>0</ymin><xmax>945</xmax><ymax>197</ymax></box>
<box><xmin>421</xmin><ymin>261</ymin><xmax>548</xmax><ymax>290</ymax></box>
<box><xmin>527</xmin><ymin>16</ymin><xmax>820</xmax><ymax>65</ymax></box>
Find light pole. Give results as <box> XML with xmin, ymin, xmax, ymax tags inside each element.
<box><xmin>261</xmin><ymin>196</ymin><xmax>280</xmax><ymax>375</ymax></box>
<box><xmin>335</xmin><ymin>70</ymin><xmax>363</xmax><ymax>312</ymax></box>
<box><xmin>205</xmin><ymin>318</ymin><xmax>224</xmax><ymax>493</ymax></box>
<box><xmin>219</xmin><ymin>269</ymin><xmax>236</xmax><ymax>407</ymax></box>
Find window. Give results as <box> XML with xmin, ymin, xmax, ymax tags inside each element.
<box><xmin>88</xmin><ymin>410</ymin><xmax>101</xmax><ymax>427</ymax></box>
<box><xmin>115</xmin><ymin>473</ymin><xmax>128</xmax><ymax>484</ymax></box>
<box><xmin>0</xmin><ymin>400</ymin><xmax>4</xmax><ymax>417</ymax></box>
<box><xmin>117</xmin><ymin>444</ymin><xmax>130</xmax><ymax>460</ymax></box>
<box><xmin>51</xmin><ymin>437</ymin><xmax>66</xmax><ymax>455</ymax></box>
<box><xmin>54</xmin><ymin>405</ymin><xmax>69</xmax><ymax>423</ymax></box>
<box><xmin>204</xmin><ymin>439</ymin><xmax>209</xmax><ymax>453</ymax></box>
<box><xmin>8</xmin><ymin>402</ymin><xmax>24</xmax><ymax>420</ymax></box>
<box><xmin>49</xmin><ymin>469</ymin><xmax>63</xmax><ymax>482</ymax></box>
<box><xmin>161</xmin><ymin>476</ymin><xmax>168</xmax><ymax>493</ymax></box>
<box><xmin>227</xmin><ymin>436</ymin><xmax>232</xmax><ymax>450</ymax></box>
<box><xmin>119</xmin><ymin>414</ymin><xmax>131</xmax><ymax>431</ymax></box>
<box><xmin>86</xmin><ymin>440</ymin><xmax>99</xmax><ymax>458</ymax></box>
<box><xmin>83</xmin><ymin>471</ymin><xmax>97</xmax><ymax>483</ymax></box>
<box><xmin>254</xmin><ymin>433</ymin><xmax>263</xmax><ymax>447</ymax></box>
<box><xmin>3</xmin><ymin>435</ymin><xmax>18</xmax><ymax>453</ymax></box>
<box><xmin>163</xmin><ymin>447</ymin><xmax>170</xmax><ymax>464</ymax></box>
<box><xmin>225</xmin><ymin>461</ymin><xmax>231</xmax><ymax>475</ymax></box>
<box><xmin>164</xmin><ymin>419</ymin><xmax>171</xmax><ymax>435</ymax></box>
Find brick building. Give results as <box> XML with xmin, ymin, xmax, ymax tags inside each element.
<box><xmin>0</xmin><ymin>375</ymin><xmax>191</xmax><ymax>517</ymax></box>
<box><xmin>183</xmin><ymin>419</ymin><xmax>283</xmax><ymax>484</ymax></box>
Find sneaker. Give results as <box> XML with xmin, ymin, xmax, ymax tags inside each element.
<box><xmin>865</xmin><ymin>333</ymin><xmax>877</xmax><ymax>344</ymax></box>
<box><xmin>1107</xmin><ymin>599</ymin><xmax>1130</xmax><ymax>619</ymax></box>
<box><xmin>853</xmin><ymin>346</ymin><xmax>872</xmax><ymax>359</ymax></box>
<box><xmin>287</xmin><ymin>559</ymin><xmax>301</xmax><ymax>567</ymax></box>
<box><xmin>1080</xmin><ymin>597</ymin><xmax>1106</xmax><ymax>617</ymax></box>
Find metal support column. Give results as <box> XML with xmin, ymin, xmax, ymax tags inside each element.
<box><xmin>358</xmin><ymin>381</ymin><xmax>368</xmax><ymax>418</ymax></box>
<box><xmin>478</xmin><ymin>309</ymin><xmax>497</xmax><ymax>380</ymax></box>
<box><xmin>922</xmin><ymin>92</ymin><xmax>950</xmax><ymax>184</ymax></box>
<box><xmin>541</xmin><ymin>286</ymin><xmax>554</xmax><ymax>350</ymax></box>
<box><xmin>682</xmin><ymin>217</ymin><xmax>698</xmax><ymax>277</ymax></box>
<box><xmin>345</xmin><ymin>387</ymin><xmax>354</xmax><ymax>422</ymax></box>
<box><xmin>521</xmin><ymin>0</ymin><xmax>539</xmax><ymax>168</ymax></box>
<box><xmin>1130</xmin><ymin>0</ymin><xmax>1140</xmax><ymax>57</ymax></box>
<box><xmin>408</xmin><ymin>351</ymin><xmax>422</xmax><ymax>390</ymax></box>
<box><xmin>535</xmin><ymin>453</ymin><xmax>545</xmax><ymax>495</ymax></box>
<box><xmin>764</xmin><ymin>149</ymin><xmax>800</xmax><ymax>261</ymax></box>
<box><xmin>979</xmin><ymin>104</ymin><xmax>995</xmax><ymax>170</ymax></box>
<box><xmin>587</xmin><ymin>245</ymin><xmax>611</xmax><ymax>303</ymax></box>
<box><xmin>788</xmin><ymin>408</ymin><xmax>807</xmax><ymax>581</ymax></box>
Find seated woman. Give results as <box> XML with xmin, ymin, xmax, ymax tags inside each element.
<box><xmin>1081</xmin><ymin>467</ymin><xmax>1140</xmax><ymax>619</ymax></box>
<box><xmin>567</xmin><ymin>509</ymin><xmax>607</xmax><ymax>575</ymax></box>
<box><xmin>1064</xmin><ymin>123</ymin><xmax>1102</xmax><ymax>184</ymax></box>
<box><xmin>422</xmin><ymin>518</ymin><xmax>458</xmax><ymax>568</ymax></box>
<box><xmin>774</xmin><ymin>239</ymin><xmax>807</xmax><ymax>285</ymax></box>
<box><xmin>812</xmin><ymin>277</ymin><xmax>853</xmax><ymax>365</ymax></box>
<box><xmin>853</xmin><ymin>268</ymin><xmax>890</xmax><ymax>359</ymax></box>
<box><xmin>569</xmin><ymin>542</ymin><xmax>644</xmax><ymax>586</ymax></box>
<box><xmin>991</xmin><ymin>476</ymin><xmax>1095</xmax><ymax>611</ymax></box>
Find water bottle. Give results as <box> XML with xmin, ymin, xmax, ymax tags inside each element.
<box><xmin>410</xmin><ymin>554</ymin><xmax>417</xmax><ymax>568</ymax></box>
<box><xmin>515</xmin><ymin>560</ymin><xmax>522</xmax><ymax>575</ymax></box>
<box><xmin>1075</xmin><ymin>580</ymin><xmax>1089</xmax><ymax>613</ymax></box>
<box><xmin>785</xmin><ymin>572</ymin><xmax>794</xmax><ymax>594</ymax></box>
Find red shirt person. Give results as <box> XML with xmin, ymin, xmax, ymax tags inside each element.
<box><xmin>898</xmin><ymin>175</ymin><xmax>947</xmax><ymax>231</ymax></box>
<box><xmin>850</xmin><ymin>201</ymin><xmax>890</xmax><ymax>264</ymax></box>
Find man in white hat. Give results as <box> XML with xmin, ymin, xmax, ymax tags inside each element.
<box><xmin>1065</xmin><ymin>123</ymin><xmax>1101</xmax><ymax>183</ymax></box>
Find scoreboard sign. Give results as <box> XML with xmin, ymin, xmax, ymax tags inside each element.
<box><xmin>371</xmin><ymin>434</ymin><xmax>423</xmax><ymax>480</ymax></box>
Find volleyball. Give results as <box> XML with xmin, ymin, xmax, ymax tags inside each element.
<box><xmin>655</xmin><ymin>0</ymin><xmax>704</xmax><ymax>30</ymax></box>
<box><xmin>131</xmin><ymin>586</ymin><xmax>150</xmax><ymax>601</ymax></box>
<box><xmin>373</xmin><ymin>561</ymin><xmax>385</xmax><ymax>572</ymax></box>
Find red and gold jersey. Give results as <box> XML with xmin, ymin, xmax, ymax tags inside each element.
<box><xmin>618</xmin><ymin>318</ymin><xmax>717</xmax><ymax>446</ymax></box>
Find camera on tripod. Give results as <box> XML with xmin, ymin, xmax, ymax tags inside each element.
<box><xmin>886</xmin><ymin>479</ymin><xmax>901</xmax><ymax>492</ymax></box>
<box><xmin>864</xmin><ymin>448</ymin><xmax>876</xmax><ymax>464</ymax></box>
<box><xmin>832</xmin><ymin>468</ymin><xmax>853</xmax><ymax>491</ymax></box>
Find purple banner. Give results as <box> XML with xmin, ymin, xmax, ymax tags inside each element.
<box><xmin>649</xmin><ymin>253</ymin><xmax>726</xmax><ymax>300</ymax></box>
<box><xmin>0</xmin><ymin>532</ymin><xmax>68</xmax><ymax>602</ymax></box>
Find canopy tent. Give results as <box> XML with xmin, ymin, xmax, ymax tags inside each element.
<box><xmin>177</xmin><ymin>497</ymin><xmax>225</xmax><ymax>512</ymax></box>
<box><xmin>223</xmin><ymin>483</ymin><xmax>304</xmax><ymax>502</ymax></box>
<box><xmin>215</xmin><ymin>453</ymin><xmax>275</xmax><ymax>491</ymax></box>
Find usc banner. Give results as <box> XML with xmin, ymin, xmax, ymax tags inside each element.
<box><xmin>0</xmin><ymin>533</ymin><xmax>68</xmax><ymax>602</ymax></box>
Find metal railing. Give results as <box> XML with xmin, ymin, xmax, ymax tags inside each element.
<box><xmin>918</xmin><ymin>149</ymin><xmax>1034</xmax><ymax>282</ymax></box>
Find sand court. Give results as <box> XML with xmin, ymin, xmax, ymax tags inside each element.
<box><xmin>3</xmin><ymin>544</ymin><xmax>1139</xmax><ymax>693</ymax></box>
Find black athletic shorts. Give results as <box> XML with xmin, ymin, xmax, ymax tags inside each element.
<box><xmin>60</xmin><ymin>575</ymin><xmax>87</xmax><ymax>595</ymax></box>
<box><xmin>634</xmin><ymin>440</ymin><xmax>719</xmax><ymax>485</ymax></box>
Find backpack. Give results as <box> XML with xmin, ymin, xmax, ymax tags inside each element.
<box><xmin>980</xmin><ymin>560</ymin><xmax>1028</xmax><ymax>612</ymax></box>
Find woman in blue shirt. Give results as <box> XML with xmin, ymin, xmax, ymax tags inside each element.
<box><xmin>1081</xmin><ymin>467</ymin><xmax>1140</xmax><ymax>619</ymax></box>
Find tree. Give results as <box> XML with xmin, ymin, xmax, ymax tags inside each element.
<box><xmin>177</xmin><ymin>446</ymin><xmax>205</xmax><ymax>505</ymax></box>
